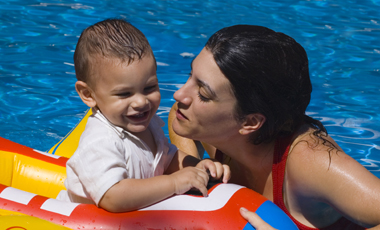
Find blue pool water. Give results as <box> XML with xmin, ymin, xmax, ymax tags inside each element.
<box><xmin>0</xmin><ymin>0</ymin><xmax>379</xmax><ymax>177</ymax></box>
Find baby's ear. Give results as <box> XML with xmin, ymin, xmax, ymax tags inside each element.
<box><xmin>75</xmin><ymin>81</ymin><xmax>97</xmax><ymax>108</ymax></box>
<box><xmin>238</xmin><ymin>113</ymin><xmax>266</xmax><ymax>135</ymax></box>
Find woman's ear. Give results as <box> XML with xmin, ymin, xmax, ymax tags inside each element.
<box><xmin>239</xmin><ymin>113</ymin><xmax>266</xmax><ymax>135</ymax></box>
<box><xmin>75</xmin><ymin>81</ymin><xmax>97</xmax><ymax>108</ymax></box>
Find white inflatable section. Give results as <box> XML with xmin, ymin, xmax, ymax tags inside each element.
<box><xmin>141</xmin><ymin>183</ymin><xmax>244</xmax><ymax>211</ymax></box>
<box><xmin>0</xmin><ymin>187</ymin><xmax>36</xmax><ymax>205</ymax></box>
<box><xmin>0</xmin><ymin>184</ymin><xmax>245</xmax><ymax>215</ymax></box>
<box><xmin>41</xmin><ymin>198</ymin><xmax>80</xmax><ymax>216</ymax></box>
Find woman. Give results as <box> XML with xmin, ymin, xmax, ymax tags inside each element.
<box><xmin>168</xmin><ymin>25</ymin><xmax>380</xmax><ymax>229</ymax></box>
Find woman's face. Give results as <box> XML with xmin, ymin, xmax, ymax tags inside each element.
<box><xmin>172</xmin><ymin>48</ymin><xmax>242</xmax><ymax>145</ymax></box>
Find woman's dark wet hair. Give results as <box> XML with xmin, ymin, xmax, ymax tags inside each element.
<box><xmin>205</xmin><ymin>25</ymin><xmax>327</xmax><ymax>144</ymax></box>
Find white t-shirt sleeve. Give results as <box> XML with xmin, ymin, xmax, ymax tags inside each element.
<box><xmin>66</xmin><ymin>137</ymin><xmax>128</xmax><ymax>206</ymax></box>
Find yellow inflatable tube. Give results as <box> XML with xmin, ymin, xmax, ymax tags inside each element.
<box><xmin>0</xmin><ymin>210</ymin><xmax>70</xmax><ymax>230</ymax></box>
<box><xmin>0</xmin><ymin>137</ymin><xmax>71</xmax><ymax>229</ymax></box>
<box><xmin>47</xmin><ymin>109</ymin><xmax>92</xmax><ymax>158</ymax></box>
<box><xmin>0</xmin><ymin>145</ymin><xmax>66</xmax><ymax>199</ymax></box>
<box><xmin>0</xmin><ymin>109</ymin><xmax>93</xmax><ymax>199</ymax></box>
<box><xmin>0</xmin><ymin>110</ymin><xmax>92</xmax><ymax>229</ymax></box>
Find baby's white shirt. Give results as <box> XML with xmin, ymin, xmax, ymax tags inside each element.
<box><xmin>58</xmin><ymin>109</ymin><xmax>177</xmax><ymax>205</ymax></box>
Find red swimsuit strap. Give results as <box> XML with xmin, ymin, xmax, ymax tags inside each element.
<box><xmin>272</xmin><ymin>135</ymin><xmax>365</xmax><ymax>230</ymax></box>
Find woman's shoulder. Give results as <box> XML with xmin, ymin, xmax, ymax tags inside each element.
<box><xmin>285</xmin><ymin>125</ymin><xmax>357</xmax><ymax>191</ymax></box>
<box><xmin>284</xmin><ymin>125</ymin><xmax>380</xmax><ymax>227</ymax></box>
<box><xmin>288</xmin><ymin>124</ymin><xmax>343</xmax><ymax>161</ymax></box>
<box><xmin>284</xmin><ymin>124</ymin><xmax>379</xmax><ymax>197</ymax></box>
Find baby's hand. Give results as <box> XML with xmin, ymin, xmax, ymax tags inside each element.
<box><xmin>196</xmin><ymin>159</ymin><xmax>231</xmax><ymax>183</ymax></box>
<box><xmin>169</xmin><ymin>167</ymin><xmax>209</xmax><ymax>197</ymax></box>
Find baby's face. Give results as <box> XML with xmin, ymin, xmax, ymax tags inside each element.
<box><xmin>90</xmin><ymin>54</ymin><xmax>160</xmax><ymax>134</ymax></box>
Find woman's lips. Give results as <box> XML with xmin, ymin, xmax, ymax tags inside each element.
<box><xmin>176</xmin><ymin>109</ymin><xmax>188</xmax><ymax>120</ymax></box>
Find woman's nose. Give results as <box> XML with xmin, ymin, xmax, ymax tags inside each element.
<box><xmin>131</xmin><ymin>94</ymin><xmax>148</xmax><ymax>109</ymax></box>
<box><xmin>173</xmin><ymin>83</ymin><xmax>192</xmax><ymax>106</ymax></box>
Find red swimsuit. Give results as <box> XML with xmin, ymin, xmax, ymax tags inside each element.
<box><xmin>215</xmin><ymin>135</ymin><xmax>366</xmax><ymax>229</ymax></box>
<box><xmin>272</xmin><ymin>135</ymin><xmax>365</xmax><ymax>230</ymax></box>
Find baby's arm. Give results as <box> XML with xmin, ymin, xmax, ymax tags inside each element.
<box><xmin>68</xmin><ymin>137</ymin><xmax>210</xmax><ymax>212</ymax></box>
<box><xmin>99</xmin><ymin>149</ymin><xmax>231</xmax><ymax>212</ymax></box>
<box><xmin>98</xmin><ymin>166</ymin><xmax>209</xmax><ymax>212</ymax></box>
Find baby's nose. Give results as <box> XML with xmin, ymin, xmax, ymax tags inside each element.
<box><xmin>131</xmin><ymin>94</ymin><xmax>148</xmax><ymax>109</ymax></box>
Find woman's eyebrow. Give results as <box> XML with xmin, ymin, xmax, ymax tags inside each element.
<box><xmin>197</xmin><ymin>78</ymin><xmax>217</xmax><ymax>98</ymax></box>
<box><xmin>190</xmin><ymin>58</ymin><xmax>217</xmax><ymax>98</ymax></box>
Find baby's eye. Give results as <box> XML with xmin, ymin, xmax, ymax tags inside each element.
<box><xmin>116</xmin><ymin>92</ymin><xmax>131</xmax><ymax>97</ymax></box>
<box><xmin>144</xmin><ymin>84</ymin><xmax>158</xmax><ymax>93</ymax></box>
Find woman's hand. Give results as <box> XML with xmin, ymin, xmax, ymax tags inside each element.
<box><xmin>240</xmin><ymin>207</ymin><xmax>277</xmax><ymax>230</ymax></box>
<box><xmin>196</xmin><ymin>159</ymin><xmax>231</xmax><ymax>183</ymax></box>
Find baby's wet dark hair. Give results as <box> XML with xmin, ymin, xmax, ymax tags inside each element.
<box><xmin>74</xmin><ymin>19</ymin><xmax>153</xmax><ymax>87</ymax></box>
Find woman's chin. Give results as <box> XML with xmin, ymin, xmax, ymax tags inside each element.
<box><xmin>172</xmin><ymin>121</ymin><xmax>192</xmax><ymax>138</ymax></box>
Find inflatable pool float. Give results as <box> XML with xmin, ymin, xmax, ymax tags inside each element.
<box><xmin>0</xmin><ymin>110</ymin><xmax>298</xmax><ymax>230</ymax></box>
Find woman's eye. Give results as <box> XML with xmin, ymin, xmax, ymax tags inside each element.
<box><xmin>198</xmin><ymin>92</ymin><xmax>210</xmax><ymax>102</ymax></box>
